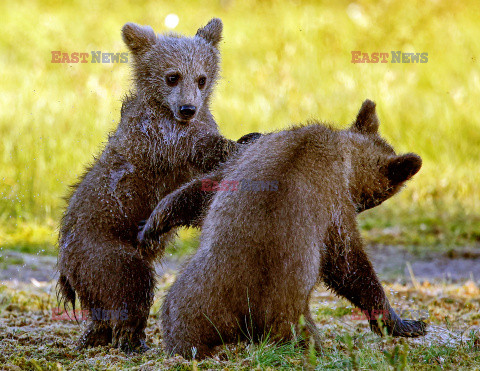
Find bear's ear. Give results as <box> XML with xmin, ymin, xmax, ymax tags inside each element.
<box><xmin>385</xmin><ymin>153</ymin><xmax>422</xmax><ymax>184</ymax></box>
<box><xmin>351</xmin><ymin>99</ymin><xmax>379</xmax><ymax>134</ymax></box>
<box><xmin>195</xmin><ymin>18</ymin><xmax>223</xmax><ymax>48</ymax></box>
<box><xmin>122</xmin><ymin>23</ymin><xmax>157</xmax><ymax>55</ymax></box>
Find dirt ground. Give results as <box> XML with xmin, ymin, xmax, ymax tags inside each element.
<box><xmin>1</xmin><ymin>245</ymin><xmax>480</xmax><ymax>369</ymax></box>
<box><xmin>2</xmin><ymin>244</ymin><xmax>480</xmax><ymax>284</ymax></box>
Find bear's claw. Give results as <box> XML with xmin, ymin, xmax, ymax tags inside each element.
<box><xmin>370</xmin><ymin>318</ymin><xmax>427</xmax><ymax>338</ymax></box>
<box><xmin>77</xmin><ymin>322</ymin><xmax>113</xmax><ymax>350</ymax></box>
<box><xmin>237</xmin><ymin>132</ymin><xmax>262</xmax><ymax>144</ymax></box>
<box><xmin>118</xmin><ymin>339</ymin><xmax>150</xmax><ymax>354</ymax></box>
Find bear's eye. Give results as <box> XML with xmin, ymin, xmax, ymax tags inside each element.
<box><xmin>166</xmin><ymin>73</ymin><xmax>180</xmax><ymax>87</ymax></box>
<box><xmin>198</xmin><ymin>76</ymin><xmax>207</xmax><ymax>89</ymax></box>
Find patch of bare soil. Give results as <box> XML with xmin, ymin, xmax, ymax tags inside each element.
<box><xmin>2</xmin><ymin>245</ymin><xmax>480</xmax><ymax>286</ymax></box>
<box><xmin>368</xmin><ymin>245</ymin><xmax>480</xmax><ymax>283</ymax></box>
<box><xmin>1</xmin><ymin>247</ymin><xmax>480</xmax><ymax>369</ymax></box>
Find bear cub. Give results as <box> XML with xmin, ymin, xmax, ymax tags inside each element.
<box><xmin>139</xmin><ymin>100</ymin><xmax>427</xmax><ymax>359</ymax></box>
<box><xmin>57</xmin><ymin>18</ymin><xmax>258</xmax><ymax>353</ymax></box>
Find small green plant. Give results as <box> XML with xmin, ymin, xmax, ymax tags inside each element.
<box><xmin>338</xmin><ymin>333</ymin><xmax>359</xmax><ymax>371</ymax></box>
<box><xmin>383</xmin><ymin>340</ymin><xmax>409</xmax><ymax>371</ymax></box>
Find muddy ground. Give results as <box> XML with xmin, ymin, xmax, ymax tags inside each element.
<box><xmin>2</xmin><ymin>244</ymin><xmax>480</xmax><ymax>285</ymax></box>
<box><xmin>1</xmin><ymin>245</ymin><xmax>480</xmax><ymax>369</ymax></box>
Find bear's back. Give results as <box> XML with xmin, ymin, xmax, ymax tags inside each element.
<box><xmin>200</xmin><ymin>123</ymin><xmax>347</xmax><ymax>257</ymax></box>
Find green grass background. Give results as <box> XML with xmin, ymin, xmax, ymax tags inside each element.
<box><xmin>1</xmin><ymin>0</ymin><xmax>479</xmax><ymax>255</ymax></box>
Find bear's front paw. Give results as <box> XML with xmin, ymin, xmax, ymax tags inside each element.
<box><xmin>370</xmin><ymin>317</ymin><xmax>427</xmax><ymax>338</ymax></box>
<box><xmin>137</xmin><ymin>220</ymin><xmax>157</xmax><ymax>247</ymax></box>
<box><xmin>237</xmin><ymin>132</ymin><xmax>262</xmax><ymax>144</ymax></box>
<box><xmin>137</xmin><ymin>213</ymin><xmax>175</xmax><ymax>248</ymax></box>
<box><xmin>391</xmin><ymin>319</ymin><xmax>427</xmax><ymax>337</ymax></box>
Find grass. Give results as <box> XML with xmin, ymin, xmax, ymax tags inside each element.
<box><xmin>0</xmin><ymin>0</ymin><xmax>479</xmax><ymax>252</ymax></box>
<box><xmin>1</xmin><ymin>278</ymin><xmax>480</xmax><ymax>369</ymax></box>
<box><xmin>1</xmin><ymin>3</ymin><xmax>479</xmax><ymax>366</ymax></box>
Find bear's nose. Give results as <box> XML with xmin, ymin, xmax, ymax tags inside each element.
<box><xmin>179</xmin><ymin>105</ymin><xmax>196</xmax><ymax>119</ymax></box>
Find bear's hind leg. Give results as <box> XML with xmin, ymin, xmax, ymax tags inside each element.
<box><xmin>109</xmin><ymin>246</ymin><xmax>154</xmax><ymax>353</ymax></box>
<box><xmin>75</xmin><ymin>241</ymin><xmax>155</xmax><ymax>353</ymax></box>
<box><xmin>77</xmin><ymin>321</ymin><xmax>113</xmax><ymax>349</ymax></box>
<box><xmin>112</xmin><ymin>315</ymin><xmax>149</xmax><ymax>353</ymax></box>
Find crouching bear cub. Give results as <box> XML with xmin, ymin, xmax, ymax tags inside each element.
<box><xmin>139</xmin><ymin>99</ymin><xmax>427</xmax><ymax>359</ymax></box>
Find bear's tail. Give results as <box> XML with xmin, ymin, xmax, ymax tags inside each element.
<box><xmin>56</xmin><ymin>274</ymin><xmax>78</xmax><ymax>321</ymax></box>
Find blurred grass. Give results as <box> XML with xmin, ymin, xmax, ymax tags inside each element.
<box><xmin>0</xmin><ymin>0</ymin><xmax>479</xmax><ymax>254</ymax></box>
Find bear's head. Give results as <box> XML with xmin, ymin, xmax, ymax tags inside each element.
<box><xmin>346</xmin><ymin>99</ymin><xmax>422</xmax><ymax>212</ymax></box>
<box><xmin>122</xmin><ymin>18</ymin><xmax>222</xmax><ymax>124</ymax></box>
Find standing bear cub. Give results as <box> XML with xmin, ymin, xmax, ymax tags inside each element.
<box><xmin>57</xmin><ymin>18</ymin><xmax>258</xmax><ymax>353</ymax></box>
<box><xmin>139</xmin><ymin>100</ymin><xmax>427</xmax><ymax>359</ymax></box>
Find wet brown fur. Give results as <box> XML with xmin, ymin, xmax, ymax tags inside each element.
<box><xmin>56</xmin><ymin>18</ymin><xmax>256</xmax><ymax>352</ymax></box>
<box><xmin>139</xmin><ymin>100</ymin><xmax>426</xmax><ymax>359</ymax></box>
